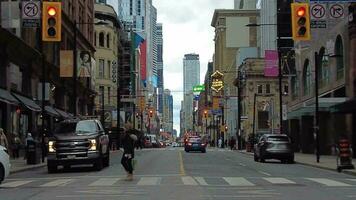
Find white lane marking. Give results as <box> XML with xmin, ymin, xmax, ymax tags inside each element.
<box><xmin>263</xmin><ymin>178</ymin><xmax>295</xmax><ymax>184</ymax></box>
<box><xmin>223</xmin><ymin>177</ymin><xmax>255</xmax><ymax>186</ymax></box>
<box><xmin>137</xmin><ymin>177</ymin><xmax>161</xmax><ymax>186</ymax></box>
<box><xmin>182</xmin><ymin>176</ymin><xmax>198</xmax><ymax>185</ymax></box>
<box><xmin>201</xmin><ymin>195</ymin><xmax>279</xmax><ymax>198</ymax></box>
<box><xmin>89</xmin><ymin>178</ymin><xmax>121</xmax><ymax>186</ymax></box>
<box><xmin>258</xmin><ymin>171</ymin><xmax>271</xmax><ymax>176</ymax></box>
<box><xmin>1</xmin><ymin>180</ymin><xmax>33</xmax><ymax>188</ymax></box>
<box><xmin>194</xmin><ymin>177</ymin><xmax>208</xmax><ymax>186</ymax></box>
<box><xmin>306</xmin><ymin>178</ymin><xmax>351</xmax><ymax>187</ymax></box>
<box><xmin>40</xmin><ymin>179</ymin><xmax>73</xmax><ymax>187</ymax></box>
<box><xmin>239</xmin><ymin>163</ymin><xmax>247</xmax><ymax>167</ymax></box>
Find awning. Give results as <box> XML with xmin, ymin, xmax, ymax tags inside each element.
<box><xmin>54</xmin><ymin>108</ymin><xmax>72</xmax><ymax>119</ymax></box>
<box><xmin>330</xmin><ymin>98</ymin><xmax>356</xmax><ymax>113</ymax></box>
<box><xmin>45</xmin><ymin>106</ymin><xmax>60</xmax><ymax>117</ymax></box>
<box><xmin>0</xmin><ymin>88</ymin><xmax>19</xmax><ymax>105</ymax></box>
<box><xmin>12</xmin><ymin>93</ymin><xmax>41</xmax><ymax>112</ymax></box>
<box><xmin>288</xmin><ymin>97</ymin><xmax>347</xmax><ymax>119</ymax></box>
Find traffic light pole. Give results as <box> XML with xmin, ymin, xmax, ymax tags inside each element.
<box><xmin>315</xmin><ymin>51</ymin><xmax>321</xmax><ymax>163</ymax></box>
<box><xmin>278</xmin><ymin>46</ymin><xmax>283</xmax><ymax>134</ymax></box>
<box><xmin>40</xmin><ymin>19</ymin><xmax>46</xmax><ymax>163</ymax></box>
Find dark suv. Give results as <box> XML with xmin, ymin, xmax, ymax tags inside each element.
<box><xmin>47</xmin><ymin>119</ymin><xmax>110</xmax><ymax>173</ymax></box>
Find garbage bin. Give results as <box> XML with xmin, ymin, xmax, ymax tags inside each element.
<box><xmin>26</xmin><ymin>140</ymin><xmax>41</xmax><ymax>165</ymax></box>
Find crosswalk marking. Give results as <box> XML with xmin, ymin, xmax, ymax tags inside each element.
<box><xmin>89</xmin><ymin>178</ymin><xmax>121</xmax><ymax>186</ymax></box>
<box><xmin>223</xmin><ymin>177</ymin><xmax>255</xmax><ymax>186</ymax></box>
<box><xmin>182</xmin><ymin>176</ymin><xmax>198</xmax><ymax>185</ymax></box>
<box><xmin>263</xmin><ymin>178</ymin><xmax>296</xmax><ymax>184</ymax></box>
<box><xmin>306</xmin><ymin>178</ymin><xmax>351</xmax><ymax>187</ymax></box>
<box><xmin>137</xmin><ymin>177</ymin><xmax>161</xmax><ymax>186</ymax></box>
<box><xmin>195</xmin><ymin>177</ymin><xmax>208</xmax><ymax>186</ymax></box>
<box><xmin>40</xmin><ymin>179</ymin><xmax>73</xmax><ymax>187</ymax></box>
<box><xmin>1</xmin><ymin>180</ymin><xmax>33</xmax><ymax>188</ymax></box>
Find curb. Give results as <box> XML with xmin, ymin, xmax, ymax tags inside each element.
<box><xmin>237</xmin><ymin>150</ymin><xmax>356</xmax><ymax>176</ymax></box>
<box><xmin>10</xmin><ymin>163</ymin><xmax>47</xmax><ymax>174</ymax></box>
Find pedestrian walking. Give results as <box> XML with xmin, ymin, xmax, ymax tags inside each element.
<box><xmin>0</xmin><ymin>128</ymin><xmax>8</xmax><ymax>149</ymax></box>
<box><xmin>121</xmin><ymin>122</ymin><xmax>138</xmax><ymax>181</ymax></box>
<box><xmin>24</xmin><ymin>133</ymin><xmax>34</xmax><ymax>160</ymax></box>
<box><xmin>12</xmin><ymin>136</ymin><xmax>21</xmax><ymax>158</ymax></box>
<box><xmin>218</xmin><ymin>138</ymin><xmax>222</xmax><ymax>148</ymax></box>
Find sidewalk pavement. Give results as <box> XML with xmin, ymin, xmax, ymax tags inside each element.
<box><xmin>10</xmin><ymin>158</ymin><xmax>47</xmax><ymax>174</ymax></box>
<box><xmin>239</xmin><ymin>150</ymin><xmax>356</xmax><ymax>176</ymax></box>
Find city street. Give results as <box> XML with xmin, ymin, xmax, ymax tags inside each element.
<box><xmin>2</xmin><ymin>148</ymin><xmax>356</xmax><ymax>200</ymax></box>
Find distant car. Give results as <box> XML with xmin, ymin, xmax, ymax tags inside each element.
<box><xmin>144</xmin><ymin>137</ymin><xmax>153</xmax><ymax>148</ymax></box>
<box><xmin>254</xmin><ymin>134</ymin><xmax>294</xmax><ymax>163</ymax></box>
<box><xmin>185</xmin><ymin>137</ymin><xmax>206</xmax><ymax>153</ymax></box>
<box><xmin>172</xmin><ymin>142</ymin><xmax>178</xmax><ymax>147</ymax></box>
<box><xmin>47</xmin><ymin>119</ymin><xmax>110</xmax><ymax>173</ymax></box>
<box><xmin>0</xmin><ymin>145</ymin><xmax>11</xmax><ymax>184</ymax></box>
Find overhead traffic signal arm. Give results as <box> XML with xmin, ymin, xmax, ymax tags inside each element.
<box><xmin>42</xmin><ymin>2</ymin><xmax>62</xmax><ymax>42</ymax></box>
<box><xmin>291</xmin><ymin>3</ymin><xmax>311</xmax><ymax>41</ymax></box>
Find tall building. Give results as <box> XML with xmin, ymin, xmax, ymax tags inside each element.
<box><xmin>157</xmin><ymin>23</ymin><xmax>164</xmax><ymax>115</ymax></box>
<box><xmin>182</xmin><ymin>54</ymin><xmax>200</xmax><ymax>133</ymax></box>
<box><xmin>117</xmin><ymin>0</ymin><xmax>146</xmax><ymax>31</ymax></box>
<box><xmin>183</xmin><ymin>54</ymin><xmax>200</xmax><ymax>94</ymax></box>
<box><xmin>163</xmin><ymin>89</ymin><xmax>173</xmax><ymax>134</ymax></box>
<box><xmin>234</xmin><ymin>0</ymin><xmax>257</xmax><ymax>9</ymax></box>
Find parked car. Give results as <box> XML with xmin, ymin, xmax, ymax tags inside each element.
<box><xmin>47</xmin><ymin>119</ymin><xmax>110</xmax><ymax>173</ymax></box>
<box><xmin>0</xmin><ymin>145</ymin><xmax>10</xmax><ymax>184</ymax></box>
<box><xmin>254</xmin><ymin>134</ymin><xmax>294</xmax><ymax>163</ymax></box>
<box><xmin>185</xmin><ymin>137</ymin><xmax>206</xmax><ymax>153</ymax></box>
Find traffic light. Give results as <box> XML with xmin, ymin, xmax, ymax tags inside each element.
<box><xmin>42</xmin><ymin>2</ymin><xmax>61</xmax><ymax>42</ymax></box>
<box><xmin>203</xmin><ymin>110</ymin><xmax>208</xmax><ymax>118</ymax></box>
<box><xmin>291</xmin><ymin>3</ymin><xmax>310</xmax><ymax>41</ymax></box>
<box><xmin>149</xmin><ymin>109</ymin><xmax>154</xmax><ymax>118</ymax></box>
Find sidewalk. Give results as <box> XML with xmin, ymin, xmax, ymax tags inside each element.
<box><xmin>239</xmin><ymin>150</ymin><xmax>356</xmax><ymax>176</ymax></box>
<box><xmin>10</xmin><ymin>158</ymin><xmax>47</xmax><ymax>174</ymax></box>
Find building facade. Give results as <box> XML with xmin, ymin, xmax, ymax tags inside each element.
<box><xmin>157</xmin><ymin>23</ymin><xmax>164</xmax><ymax>115</ymax></box>
<box><xmin>94</xmin><ymin>2</ymin><xmax>120</xmax><ymax>128</ymax></box>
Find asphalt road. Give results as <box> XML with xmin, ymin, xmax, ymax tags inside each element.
<box><xmin>2</xmin><ymin>148</ymin><xmax>356</xmax><ymax>200</ymax></box>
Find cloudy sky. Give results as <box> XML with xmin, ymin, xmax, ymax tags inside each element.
<box><xmin>108</xmin><ymin>0</ymin><xmax>233</xmax><ymax>135</ymax></box>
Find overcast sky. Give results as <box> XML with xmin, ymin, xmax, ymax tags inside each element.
<box><xmin>108</xmin><ymin>0</ymin><xmax>233</xmax><ymax>135</ymax></box>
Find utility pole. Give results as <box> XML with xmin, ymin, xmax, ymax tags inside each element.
<box><xmin>72</xmin><ymin>20</ymin><xmax>77</xmax><ymax>116</ymax></box>
<box><xmin>315</xmin><ymin>51</ymin><xmax>321</xmax><ymax>163</ymax></box>
<box><xmin>278</xmin><ymin>41</ymin><xmax>283</xmax><ymax>134</ymax></box>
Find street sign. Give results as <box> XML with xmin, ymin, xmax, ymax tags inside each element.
<box><xmin>329</xmin><ymin>4</ymin><xmax>344</xmax><ymax>19</ymax></box>
<box><xmin>194</xmin><ymin>95</ymin><xmax>200</xmax><ymax>101</ymax></box>
<box><xmin>193</xmin><ymin>85</ymin><xmax>205</xmax><ymax>93</ymax></box>
<box><xmin>22</xmin><ymin>1</ymin><xmax>40</xmax><ymax>28</ymax></box>
<box><xmin>22</xmin><ymin>1</ymin><xmax>40</xmax><ymax>19</ymax></box>
<box><xmin>311</xmin><ymin>20</ymin><xmax>327</xmax><ymax>28</ymax></box>
<box><xmin>282</xmin><ymin>104</ymin><xmax>288</xmax><ymax>121</ymax></box>
<box><xmin>311</xmin><ymin>4</ymin><xmax>326</xmax><ymax>20</ymax></box>
<box><xmin>211</xmin><ymin>70</ymin><xmax>224</xmax><ymax>92</ymax></box>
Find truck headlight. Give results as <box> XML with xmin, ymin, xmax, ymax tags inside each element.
<box><xmin>48</xmin><ymin>141</ymin><xmax>56</xmax><ymax>153</ymax></box>
<box><xmin>89</xmin><ymin>139</ymin><xmax>97</xmax><ymax>151</ymax></box>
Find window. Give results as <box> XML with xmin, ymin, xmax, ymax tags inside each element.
<box><xmin>108</xmin><ymin>87</ymin><xmax>111</xmax><ymax>104</ymax></box>
<box><xmin>107</xmin><ymin>60</ymin><xmax>111</xmax><ymax>79</ymax></box>
<box><xmin>258</xmin><ymin>111</ymin><xmax>269</xmax><ymax>129</ymax></box>
<box><xmin>257</xmin><ymin>85</ymin><xmax>263</xmax><ymax>94</ymax></box>
<box><xmin>265</xmin><ymin>84</ymin><xmax>270</xmax><ymax>94</ymax></box>
<box><xmin>303</xmin><ymin>59</ymin><xmax>311</xmax><ymax>96</ymax></box>
<box><xmin>99</xmin><ymin>32</ymin><xmax>104</xmax><ymax>47</ymax></box>
<box><xmin>106</xmin><ymin>34</ymin><xmax>110</xmax><ymax>48</ymax></box>
<box><xmin>99</xmin><ymin>59</ymin><xmax>104</xmax><ymax>78</ymax></box>
<box><xmin>335</xmin><ymin>35</ymin><xmax>344</xmax><ymax>80</ymax></box>
<box><xmin>99</xmin><ymin>86</ymin><xmax>104</xmax><ymax>105</ymax></box>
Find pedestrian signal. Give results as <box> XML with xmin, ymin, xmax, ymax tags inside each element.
<box><xmin>42</xmin><ymin>2</ymin><xmax>61</xmax><ymax>42</ymax></box>
<box><xmin>291</xmin><ymin>3</ymin><xmax>310</xmax><ymax>41</ymax></box>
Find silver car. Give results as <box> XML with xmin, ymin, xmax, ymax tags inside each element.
<box><xmin>0</xmin><ymin>145</ymin><xmax>11</xmax><ymax>184</ymax></box>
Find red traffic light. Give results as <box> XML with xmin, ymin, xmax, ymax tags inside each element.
<box><xmin>297</xmin><ymin>7</ymin><xmax>306</xmax><ymax>17</ymax></box>
<box><xmin>48</xmin><ymin>7</ymin><xmax>57</xmax><ymax>16</ymax></box>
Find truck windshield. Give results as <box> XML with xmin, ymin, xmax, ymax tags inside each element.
<box><xmin>54</xmin><ymin>121</ymin><xmax>97</xmax><ymax>134</ymax></box>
